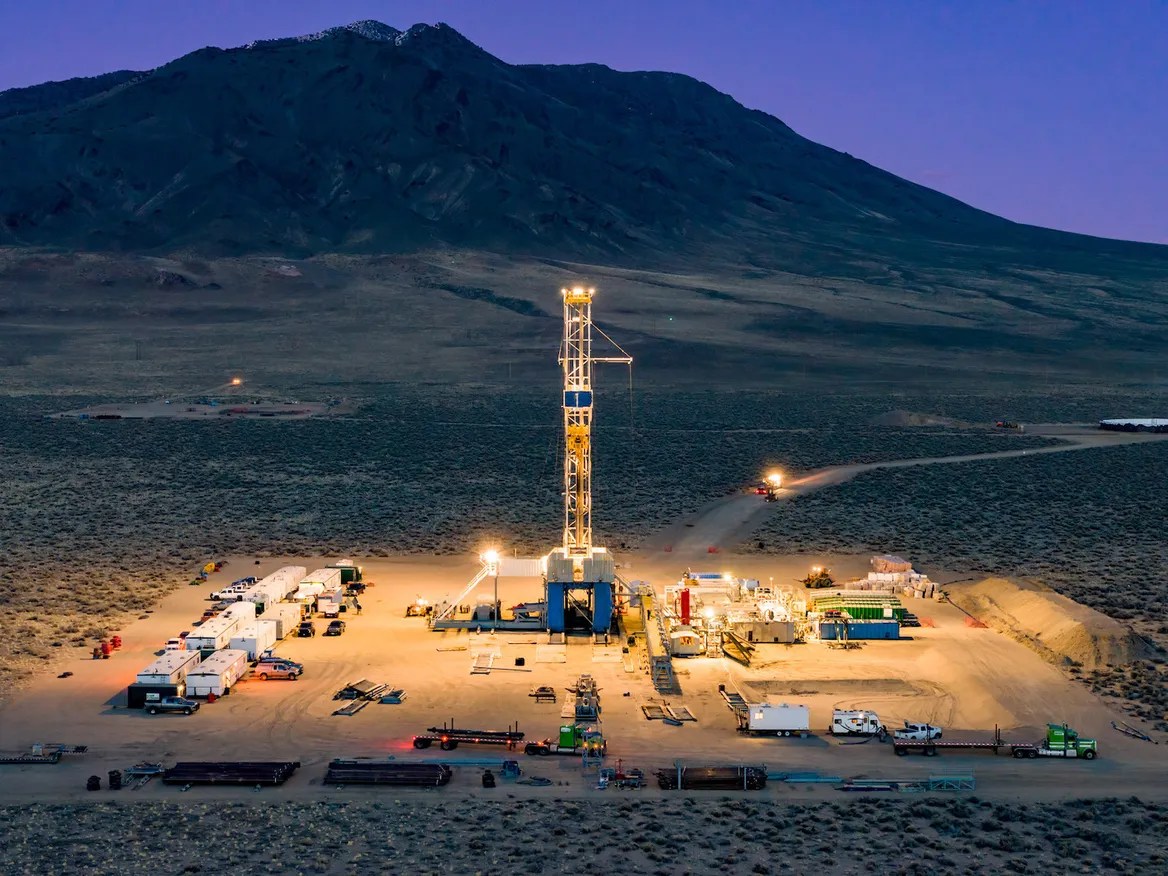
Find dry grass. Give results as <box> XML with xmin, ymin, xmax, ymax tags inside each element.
<box><xmin>0</xmin><ymin>387</ymin><xmax>1156</xmax><ymax>696</ymax></box>
<box><xmin>0</xmin><ymin>796</ymin><xmax>1164</xmax><ymax>874</ymax></box>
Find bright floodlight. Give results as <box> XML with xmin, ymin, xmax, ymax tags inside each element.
<box><xmin>766</xmin><ymin>471</ymin><xmax>783</xmax><ymax>487</ymax></box>
<box><xmin>230</xmin><ymin>376</ymin><xmax>243</xmax><ymax>386</ymax></box>
<box><xmin>703</xmin><ymin>607</ymin><xmax>716</xmax><ymax>620</ymax></box>
<box><xmin>482</xmin><ymin>549</ymin><xmax>500</xmax><ymax>565</ymax></box>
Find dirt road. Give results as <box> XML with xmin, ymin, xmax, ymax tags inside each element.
<box><xmin>647</xmin><ymin>424</ymin><xmax>1168</xmax><ymax>557</ymax></box>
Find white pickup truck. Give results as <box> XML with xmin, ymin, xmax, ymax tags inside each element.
<box><xmin>893</xmin><ymin>721</ymin><xmax>943</xmax><ymax>741</ymax></box>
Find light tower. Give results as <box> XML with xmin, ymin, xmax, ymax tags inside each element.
<box><xmin>545</xmin><ymin>285</ymin><xmax>631</xmax><ymax>633</ymax></box>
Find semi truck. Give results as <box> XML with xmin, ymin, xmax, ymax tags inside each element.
<box><xmin>737</xmin><ymin>703</ymin><xmax>810</xmax><ymax>737</ymax></box>
<box><xmin>524</xmin><ymin>724</ymin><xmax>607</xmax><ymax>757</ymax></box>
<box><xmin>893</xmin><ymin>724</ymin><xmax>1098</xmax><ymax>759</ymax></box>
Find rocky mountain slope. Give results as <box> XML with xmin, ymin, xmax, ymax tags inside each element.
<box><xmin>3</xmin><ymin>20</ymin><xmax>1158</xmax><ymax>265</ymax></box>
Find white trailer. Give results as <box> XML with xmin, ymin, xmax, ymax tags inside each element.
<box><xmin>265</xmin><ymin>566</ymin><xmax>307</xmax><ymax>597</ymax></box>
<box><xmin>740</xmin><ymin>702</ymin><xmax>811</xmax><ymax>737</ymax></box>
<box><xmin>262</xmin><ymin>602</ymin><xmax>302</xmax><ymax>640</ymax></box>
<box><xmin>229</xmin><ymin>622</ymin><xmax>277</xmax><ymax>661</ymax></box>
<box><xmin>184</xmin><ymin>649</ymin><xmax>249</xmax><ymax>696</ymax></box>
<box><xmin>320</xmin><ymin>587</ymin><xmax>345</xmax><ymax>618</ymax></box>
<box><xmin>221</xmin><ymin>601</ymin><xmax>257</xmax><ymax>623</ymax></box>
<box><xmin>185</xmin><ymin>616</ymin><xmax>241</xmax><ymax>652</ymax></box>
<box><xmin>301</xmin><ymin>568</ymin><xmax>342</xmax><ymax>592</ymax></box>
<box><xmin>136</xmin><ymin>650</ymin><xmax>202</xmax><ymax>685</ymax></box>
<box><xmin>292</xmin><ymin>582</ymin><xmax>325</xmax><ymax>605</ymax></box>
<box><xmin>829</xmin><ymin>709</ymin><xmax>886</xmax><ymax>737</ymax></box>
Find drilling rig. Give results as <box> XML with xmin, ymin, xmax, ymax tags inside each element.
<box><xmin>544</xmin><ymin>286</ymin><xmax>631</xmax><ymax>634</ymax></box>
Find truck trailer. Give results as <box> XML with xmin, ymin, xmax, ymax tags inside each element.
<box><xmin>738</xmin><ymin>702</ymin><xmax>811</xmax><ymax>737</ymax></box>
<box><xmin>135</xmin><ymin>650</ymin><xmax>202</xmax><ymax>685</ymax></box>
<box><xmin>893</xmin><ymin>724</ymin><xmax>1098</xmax><ymax>759</ymax></box>
<box><xmin>184</xmin><ymin>649</ymin><xmax>249</xmax><ymax>696</ymax></box>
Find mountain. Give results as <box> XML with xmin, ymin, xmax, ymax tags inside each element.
<box><xmin>0</xmin><ymin>21</ymin><xmax>1165</xmax><ymax>391</ymax></box>
<box><xmin>5</xmin><ymin>19</ymin><xmax>1155</xmax><ymax>265</ymax></box>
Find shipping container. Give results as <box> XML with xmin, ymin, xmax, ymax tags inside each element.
<box><xmin>229</xmin><ymin>622</ymin><xmax>278</xmax><ymax>661</ymax></box>
<box><xmin>819</xmin><ymin>620</ymin><xmax>900</xmax><ymax>640</ymax></box>
<box><xmin>136</xmin><ymin>650</ymin><xmax>202</xmax><ymax>685</ymax></box>
<box><xmin>184</xmin><ymin>649</ymin><xmax>249</xmax><ymax>696</ymax></box>
<box><xmin>184</xmin><ymin>616</ymin><xmax>241</xmax><ymax>652</ymax></box>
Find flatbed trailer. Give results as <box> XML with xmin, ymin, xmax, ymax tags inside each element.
<box><xmin>413</xmin><ymin>722</ymin><xmax>524</xmax><ymax>751</ymax></box>
<box><xmin>893</xmin><ymin>725</ymin><xmax>1098</xmax><ymax>760</ymax></box>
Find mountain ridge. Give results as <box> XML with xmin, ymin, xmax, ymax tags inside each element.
<box><xmin>3</xmin><ymin>19</ymin><xmax>1137</xmax><ymax>263</ymax></box>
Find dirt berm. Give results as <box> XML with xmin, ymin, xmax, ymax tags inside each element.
<box><xmin>945</xmin><ymin>577</ymin><xmax>1154</xmax><ymax>670</ymax></box>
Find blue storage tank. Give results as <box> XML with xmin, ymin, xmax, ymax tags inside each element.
<box><xmin>820</xmin><ymin>620</ymin><xmax>900</xmax><ymax>640</ymax></box>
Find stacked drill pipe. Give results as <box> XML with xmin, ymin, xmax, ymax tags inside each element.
<box><xmin>325</xmin><ymin>760</ymin><xmax>453</xmax><ymax>787</ymax></box>
<box><xmin>161</xmin><ymin>761</ymin><xmax>300</xmax><ymax>786</ymax></box>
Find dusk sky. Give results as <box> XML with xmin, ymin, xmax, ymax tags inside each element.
<box><xmin>1</xmin><ymin>0</ymin><xmax>1164</xmax><ymax>244</ymax></box>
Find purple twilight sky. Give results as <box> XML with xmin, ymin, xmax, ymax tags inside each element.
<box><xmin>1</xmin><ymin>0</ymin><xmax>1164</xmax><ymax>244</ymax></box>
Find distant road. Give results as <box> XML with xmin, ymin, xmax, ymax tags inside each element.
<box><xmin>645</xmin><ymin>423</ymin><xmax>1168</xmax><ymax>557</ymax></box>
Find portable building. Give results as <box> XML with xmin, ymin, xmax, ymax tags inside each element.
<box><xmin>741</xmin><ymin>702</ymin><xmax>810</xmax><ymax>736</ymax></box>
<box><xmin>135</xmin><ymin>650</ymin><xmax>202</xmax><ymax>685</ymax></box>
<box><xmin>301</xmin><ymin>568</ymin><xmax>342</xmax><ymax>591</ymax></box>
<box><xmin>221</xmin><ymin>601</ymin><xmax>257</xmax><ymax>623</ymax></box>
<box><xmin>126</xmin><ymin>682</ymin><xmax>185</xmax><ymax>709</ymax></box>
<box><xmin>728</xmin><ymin>620</ymin><xmax>796</xmax><ymax>644</ymax></box>
<box><xmin>184</xmin><ymin>649</ymin><xmax>249</xmax><ymax>696</ymax></box>
<box><xmin>229</xmin><ymin>622</ymin><xmax>277</xmax><ymax>660</ymax></box>
<box><xmin>326</xmin><ymin>560</ymin><xmax>363</xmax><ymax>585</ymax></box>
<box><xmin>184</xmin><ymin>616</ymin><xmax>241</xmax><ymax>652</ymax></box>
<box><xmin>260</xmin><ymin>602</ymin><xmax>302</xmax><ymax>640</ymax></box>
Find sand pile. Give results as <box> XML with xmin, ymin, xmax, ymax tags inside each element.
<box><xmin>946</xmin><ymin>576</ymin><xmax>1154</xmax><ymax>669</ymax></box>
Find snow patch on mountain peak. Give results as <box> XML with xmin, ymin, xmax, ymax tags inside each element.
<box><xmin>246</xmin><ymin>19</ymin><xmax>401</xmax><ymax>50</ymax></box>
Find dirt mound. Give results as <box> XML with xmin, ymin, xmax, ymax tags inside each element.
<box><xmin>946</xmin><ymin>577</ymin><xmax>1154</xmax><ymax>669</ymax></box>
<box><xmin>869</xmin><ymin>410</ymin><xmax>972</xmax><ymax>428</ymax></box>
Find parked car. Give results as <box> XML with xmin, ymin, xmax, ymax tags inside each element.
<box><xmin>257</xmin><ymin>655</ymin><xmax>302</xmax><ymax>668</ymax></box>
<box><xmin>324</xmin><ymin>620</ymin><xmax>347</xmax><ymax>637</ymax></box>
<box><xmin>255</xmin><ymin>661</ymin><xmax>301</xmax><ymax>681</ymax></box>
<box><xmin>164</xmin><ymin>638</ymin><xmax>186</xmax><ymax>651</ymax></box>
<box><xmin>297</xmin><ymin>622</ymin><xmax>316</xmax><ymax>638</ymax></box>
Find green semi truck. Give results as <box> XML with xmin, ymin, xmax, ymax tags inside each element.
<box><xmin>893</xmin><ymin>723</ymin><xmax>1097</xmax><ymax>759</ymax></box>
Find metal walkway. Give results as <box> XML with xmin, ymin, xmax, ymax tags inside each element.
<box><xmin>639</xmin><ymin>583</ymin><xmax>679</xmax><ymax>694</ymax></box>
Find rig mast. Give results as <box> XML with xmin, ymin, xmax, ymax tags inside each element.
<box><xmin>559</xmin><ymin>286</ymin><xmax>631</xmax><ymax>564</ymax></box>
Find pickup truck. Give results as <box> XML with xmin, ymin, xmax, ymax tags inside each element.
<box><xmin>145</xmin><ymin>696</ymin><xmax>200</xmax><ymax>716</ymax></box>
<box><xmin>893</xmin><ymin>722</ymin><xmax>943</xmax><ymax>741</ymax></box>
